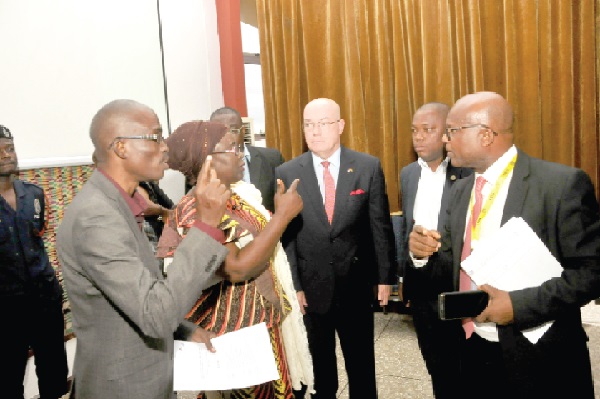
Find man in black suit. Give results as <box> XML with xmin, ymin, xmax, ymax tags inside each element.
<box><xmin>410</xmin><ymin>91</ymin><xmax>600</xmax><ymax>398</ymax></box>
<box><xmin>399</xmin><ymin>102</ymin><xmax>471</xmax><ymax>398</ymax></box>
<box><xmin>210</xmin><ymin>106</ymin><xmax>284</xmax><ymax>212</ymax></box>
<box><xmin>276</xmin><ymin>97</ymin><xmax>396</xmax><ymax>399</ymax></box>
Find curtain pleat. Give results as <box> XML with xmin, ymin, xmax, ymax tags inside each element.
<box><xmin>257</xmin><ymin>0</ymin><xmax>599</xmax><ymax>211</ymax></box>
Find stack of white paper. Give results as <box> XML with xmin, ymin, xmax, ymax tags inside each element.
<box><xmin>461</xmin><ymin>217</ymin><xmax>563</xmax><ymax>343</ymax></box>
<box><xmin>174</xmin><ymin>322</ymin><xmax>279</xmax><ymax>391</ymax></box>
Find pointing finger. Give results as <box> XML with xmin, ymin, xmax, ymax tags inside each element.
<box><xmin>288</xmin><ymin>178</ymin><xmax>300</xmax><ymax>192</ymax></box>
<box><xmin>208</xmin><ymin>163</ymin><xmax>217</xmax><ymax>182</ymax></box>
<box><xmin>276</xmin><ymin>178</ymin><xmax>285</xmax><ymax>195</ymax></box>
<box><xmin>198</xmin><ymin>156</ymin><xmax>213</xmax><ymax>186</ymax></box>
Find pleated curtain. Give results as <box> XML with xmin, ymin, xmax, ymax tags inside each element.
<box><xmin>256</xmin><ymin>0</ymin><xmax>599</xmax><ymax>211</ymax></box>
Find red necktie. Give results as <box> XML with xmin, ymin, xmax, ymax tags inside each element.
<box><xmin>322</xmin><ymin>161</ymin><xmax>335</xmax><ymax>224</ymax></box>
<box><xmin>460</xmin><ymin>176</ymin><xmax>486</xmax><ymax>338</ymax></box>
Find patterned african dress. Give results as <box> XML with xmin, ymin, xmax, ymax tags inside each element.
<box><xmin>169</xmin><ymin>191</ymin><xmax>295</xmax><ymax>399</ymax></box>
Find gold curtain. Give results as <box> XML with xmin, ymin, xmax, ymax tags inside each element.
<box><xmin>257</xmin><ymin>0</ymin><xmax>599</xmax><ymax>212</ymax></box>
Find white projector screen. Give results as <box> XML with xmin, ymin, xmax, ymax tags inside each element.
<box><xmin>0</xmin><ymin>1</ymin><xmax>169</xmax><ymax>168</ymax></box>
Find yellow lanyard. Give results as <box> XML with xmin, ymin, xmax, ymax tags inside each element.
<box><xmin>470</xmin><ymin>154</ymin><xmax>518</xmax><ymax>241</ymax></box>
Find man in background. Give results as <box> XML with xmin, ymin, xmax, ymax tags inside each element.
<box><xmin>57</xmin><ymin>99</ymin><xmax>232</xmax><ymax>399</ymax></box>
<box><xmin>277</xmin><ymin>98</ymin><xmax>396</xmax><ymax>399</ymax></box>
<box><xmin>0</xmin><ymin>125</ymin><xmax>68</xmax><ymax>398</ymax></box>
<box><xmin>399</xmin><ymin>102</ymin><xmax>471</xmax><ymax>398</ymax></box>
<box><xmin>409</xmin><ymin>91</ymin><xmax>600</xmax><ymax>398</ymax></box>
<box><xmin>210</xmin><ymin>106</ymin><xmax>284</xmax><ymax>212</ymax></box>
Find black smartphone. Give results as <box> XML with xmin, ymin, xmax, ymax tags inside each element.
<box><xmin>438</xmin><ymin>290</ymin><xmax>489</xmax><ymax>320</ymax></box>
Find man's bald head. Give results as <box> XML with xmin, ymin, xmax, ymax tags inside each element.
<box><xmin>90</xmin><ymin>99</ymin><xmax>156</xmax><ymax>163</ymax></box>
<box><xmin>88</xmin><ymin>99</ymin><xmax>167</xmax><ymax>191</ymax></box>
<box><xmin>451</xmin><ymin>91</ymin><xmax>513</xmax><ymax>134</ymax></box>
<box><xmin>304</xmin><ymin>98</ymin><xmax>342</xmax><ymax>120</ymax></box>
<box><xmin>445</xmin><ymin>92</ymin><xmax>514</xmax><ymax>172</ymax></box>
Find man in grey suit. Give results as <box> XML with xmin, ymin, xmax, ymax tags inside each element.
<box><xmin>399</xmin><ymin>102</ymin><xmax>471</xmax><ymax>398</ymax></box>
<box><xmin>410</xmin><ymin>92</ymin><xmax>600</xmax><ymax>398</ymax></box>
<box><xmin>210</xmin><ymin>106</ymin><xmax>285</xmax><ymax>212</ymax></box>
<box><xmin>57</xmin><ymin>99</ymin><xmax>250</xmax><ymax>399</ymax></box>
<box><xmin>276</xmin><ymin>98</ymin><xmax>396</xmax><ymax>399</ymax></box>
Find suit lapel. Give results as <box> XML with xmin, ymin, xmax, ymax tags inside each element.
<box><xmin>450</xmin><ymin>175</ymin><xmax>474</xmax><ymax>285</ymax></box>
<box><xmin>298</xmin><ymin>152</ymin><xmax>330</xmax><ymax>226</ymax></box>
<box><xmin>438</xmin><ymin>163</ymin><xmax>463</xmax><ymax>231</ymax></box>
<box><xmin>502</xmin><ymin>150</ymin><xmax>529</xmax><ymax>224</ymax></box>
<box><xmin>331</xmin><ymin>147</ymin><xmax>356</xmax><ymax>230</ymax></box>
<box><xmin>247</xmin><ymin>146</ymin><xmax>264</xmax><ymax>184</ymax></box>
<box><xmin>404</xmin><ymin>165</ymin><xmax>421</xmax><ymax>228</ymax></box>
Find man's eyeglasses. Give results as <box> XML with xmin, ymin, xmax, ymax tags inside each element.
<box><xmin>303</xmin><ymin>120</ymin><xmax>340</xmax><ymax>132</ymax></box>
<box><xmin>211</xmin><ymin>143</ymin><xmax>244</xmax><ymax>155</ymax></box>
<box><xmin>229</xmin><ymin>127</ymin><xmax>247</xmax><ymax>135</ymax></box>
<box><xmin>443</xmin><ymin>124</ymin><xmax>498</xmax><ymax>141</ymax></box>
<box><xmin>411</xmin><ymin>126</ymin><xmax>439</xmax><ymax>136</ymax></box>
<box><xmin>108</xmin><ymin>134</ymin><xmax>163</xmax><ymax>149</ymax></box>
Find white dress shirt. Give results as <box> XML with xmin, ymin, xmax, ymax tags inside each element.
<box><xmin>242</xmin><ymin>144</ymin><xmax>251</xmax><ymax>183</ymax></box>
<box><xmin>312</xmin><ymin>148</ymin><xmax>341</xmax><ymax>205</ymax></box>
<box><xmin>468</xmin><ymin>145</ymin><xmax>517</xmax><ymax>342</ymax></box>
<box><xmin>413</xmin><ymin>157</ymin><xmax>449</xmax><ymax>231</ymax></box>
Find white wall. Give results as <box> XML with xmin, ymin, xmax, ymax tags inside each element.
<box><xmin>158</xmin><ymin>0</ymin><xmax>225</xmax><ymax>202</ymax></box>
<box><xmin>0</xmin><ymin>0</ymin><xmax>224</xmax><ymax>202</ymax></box>
<box><xmin>160</xmin><ymin>0</ymin><xmax>224</xmax><ymax>129</ymax></box>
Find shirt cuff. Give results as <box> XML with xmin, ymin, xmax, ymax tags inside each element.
<box><xmin>409</xmin><ymin>252</ymin><xmax>429</xmax><ymax>268</ymax></box>
<box><xmin>192</xmin><ymin>220</ymin><xmax>226</xmax><ymax>244</ymax></box>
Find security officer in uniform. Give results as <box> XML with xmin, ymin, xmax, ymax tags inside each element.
<box><xmin>0</xmin><ymin>125</ymin><xmax>68</xmax><ymax>398</ymax></box>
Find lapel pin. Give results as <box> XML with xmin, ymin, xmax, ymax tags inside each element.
<box><xmin>347</xmin><ymin>168</ymin><xmax>353</xmax><ymax>173</ymax></box>
<box><xmin>450</xmin><ymin>175</ymin><xmax>457</xmax><ymax>181</ymax></box>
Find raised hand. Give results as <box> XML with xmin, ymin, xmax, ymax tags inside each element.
<box><xmin>273</xmin><ymin>178</ymin><xmax>303</xmax><ymax>222</ymax></box>
<box><xmin>194</xmin><ymin>156</ymin><xmax>230</xmax><ymax>227</ymax></box>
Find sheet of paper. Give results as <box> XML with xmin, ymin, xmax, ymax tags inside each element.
<box><xmin>174</xmin><ymin>322</ymin><xmax>279</xmax><ymax>391</ymax></box>
<box><xmin>461</xmin><ymin>217</ymin><xmax>563</xmax><ymax>343</ymax></box>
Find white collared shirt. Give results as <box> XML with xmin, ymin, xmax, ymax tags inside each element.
<box><xmin>312</xmin><ymin>148</ymin><xmax>341</xmax><ymax>205</ymax></box>
<box><xmin>467</xmin><ymin>145</ymin><xmax>517</xmax><ymax>342</ymax></box>
<box><xmin>413</xmin><ymin>157</ymin><xmax>449</xmax><ymax>231</ymax></box>
<box><xmin>242</xmin><ymin>145</ymin><xmax>251</xmax><ymax>183</ymax></box>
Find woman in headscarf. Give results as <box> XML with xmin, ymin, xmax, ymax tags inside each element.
<box><xmin>159</xmin><ymin>121</ymin><xmax>314</xmax><ymax>399</ymax></box>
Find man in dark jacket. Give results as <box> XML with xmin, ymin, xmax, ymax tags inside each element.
<box><xmin>410</xmin><ymin>92</ymin><xmax>600</xmax><ymax>398</ymax></box>
<box><xmin>277</xmin><ymin>98</ymin><xmax>396</xmax><ymax>399</ymax></box>
<box><xmin>399</xmin><ymin>103</ymin><xmax>471</xmax><ymax>398</ymax></box>
<box><xmin>210</xmin><ymin>106</ymin><xmax>284</xmax><ymax>213</ymax></box>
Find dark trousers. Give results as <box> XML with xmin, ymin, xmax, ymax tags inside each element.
<box><xmin>411</xmin><ymin>300</ymin><xmax>463</xmax><ymax>399</ymax></box>
<box><xmin>460</xmin><ymin>332</ymin><xmax>509</xmax><ymax>399</ymax></box>
<box><xmin>303</xmin><ymin>297</ymin><xmax>377</xmax><ymax>399</ymax></box>
<box><xmin>1</xmin><ymin>294</ymin><xmax>68</xmax><ymax>399</ymax></box>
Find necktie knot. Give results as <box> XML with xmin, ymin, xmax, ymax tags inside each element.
<box><xmin>322</xmin><ymin>161</ymin><xmax>330</xmax><ymax>169</ymax></box>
